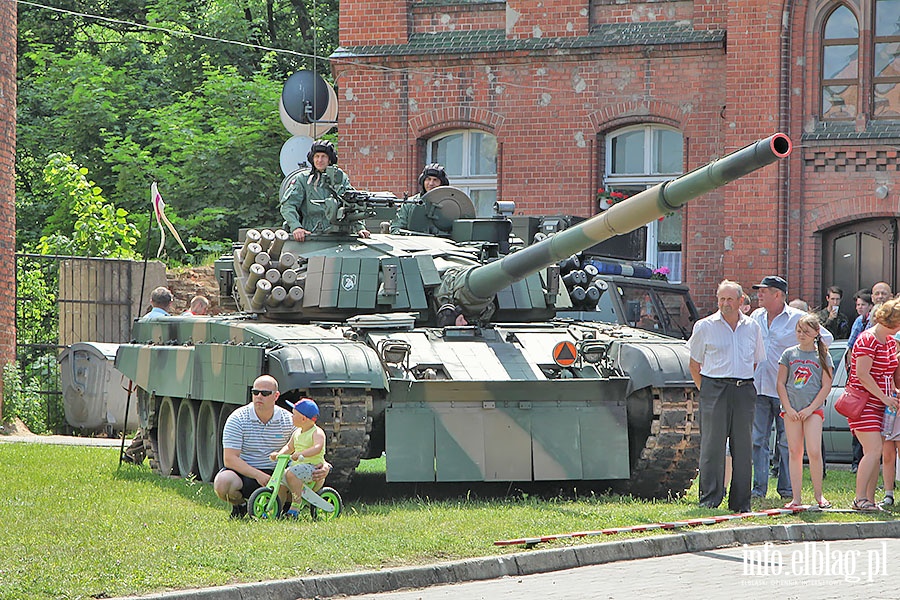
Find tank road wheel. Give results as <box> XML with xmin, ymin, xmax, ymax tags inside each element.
<box><xmin>315</xmin><ymin>390</ymin><xmax>373</xmax><ymax>489</ymax></box>
<box><xmin>248</xmin><ymin>486</ymin><xmax>280</xmax><ymax>520</ymax></box>
<box><xmin>216</xmin><ymin>404</ymin><xmax>238</xmax><ymax>474</ymax></box>
<box><xmin>623</xmin><ymin>387</ymin><xmax>700</xmax><ymax>499</ymax></box>
<box><xmin>196</xmin><ymin>401</ymin><xmax>220</xmax><ymax>482</ymax></box>
<box><xmin>310</xmin><ymin>487</ymin><xmax>342</xmax><ymax>521</ymax></box>
<box><xmin>155</xmin><ymin>397</ymin><xmax>179</xmax><ymax>477</ymax></box>
<box><xmin>175</xmin><ymin>399</ymin><xmax>199</xmax><ymax>478</ymax></box>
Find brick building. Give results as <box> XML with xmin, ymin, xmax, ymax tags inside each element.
<box><xmin>0</xmin><ymin>3</ymin><xmax>16</xmax><ymax>413</ymax></box>
<box><xmin>331</xmin><ymin>0</ymin><xmax>900</xmax><ymax>315</ymax></box>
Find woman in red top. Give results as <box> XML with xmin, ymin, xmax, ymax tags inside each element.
<box><xmin>846</xmin><ymin>297</ymin><xmax>900</xmax><ymax>511</ymax></box>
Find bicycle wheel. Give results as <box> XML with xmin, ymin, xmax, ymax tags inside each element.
<box><xmin>248</xmin><ymin>487</ymin><xmax>281</xmax><ymax>519</ymax></box>
<box><xmin>310</xmin><ymin>487</ymin><xmax>342</xmax><ymax>521</ymax></box>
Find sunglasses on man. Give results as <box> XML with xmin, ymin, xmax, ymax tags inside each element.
<box><xmin>250</xmin><ymin>389</ymin><xmax>275</xmax><ymax>397</ymax></box>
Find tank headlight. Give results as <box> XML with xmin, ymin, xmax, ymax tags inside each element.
<box><xmin>580</xmin><ymin>341</ymin><xmax>609</xmax><ymax>365</ymax></box>
<box><xmin>380</xmin><ymin>340</ymin><xmax>411</xmax><ymax>365</ymax></box>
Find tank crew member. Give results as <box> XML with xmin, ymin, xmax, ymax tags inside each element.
<box><xmin>435</xmin><ymin>303</ymin><xmax>468</xmax><ymax>327</ymax></box>
<box><xmin>390</xmin><ymin>163</ymin><xmax>450</xmax><ymax>234</ymax></box>
<box><xmin>279</xmin><ymin>139</ymin><xmax>370</xmax><ymax>242</ymax></box>
<box><xmin>687</xmin><ymin>279</ymin><xmax>765</xmax><ymax>513</ymax></box>
<box><xmin>141</xmin><ymin>286</ymin><xmax>173</xmax><ymax>320</ymax></box>
<box><xmin>213</xmin><ymin>375</ymin><xmax>332</xmax><ymax>519</ymax></box>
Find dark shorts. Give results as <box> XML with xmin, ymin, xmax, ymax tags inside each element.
<box><xmin>218</xmin><ymin>467</ymin><xmax>274</xmax><ymax>500</ymax></box>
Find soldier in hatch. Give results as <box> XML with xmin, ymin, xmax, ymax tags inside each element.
<box><xmin>279</xmin><ymin>139</ymin><xmax>370</xmax><ymax>242</ymax></box>
<box><xmin>390</xmin><ymin>163</ymin><xmax>450</xmax><ymax>234</ymax></box>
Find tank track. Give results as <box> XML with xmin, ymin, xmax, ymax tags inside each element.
<box><xmin>316</xmin><ymin>389</ymin><xmax>373</xmax><ymax>489</ymax></box>
<box><xmin>625</xmin><ymin>386</ymin><xmax>700</xmax><ymax>499</ymax></box>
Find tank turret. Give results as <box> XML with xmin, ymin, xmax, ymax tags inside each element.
<box><xmin>221</xmin><ymin>133</ymin><xmax>791</xmax><ymax>325</ymax></box>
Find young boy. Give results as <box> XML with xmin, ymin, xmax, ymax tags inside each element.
<box><xmin>269</xmin><ymin>398</ymin><xmax>327</xmax><ymax>501</ymax></box>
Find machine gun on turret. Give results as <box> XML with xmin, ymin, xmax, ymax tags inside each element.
<box><xmin>335</xmin><ymin>190</ymin><xmax>400</xmax><ymax>224</ymax></box>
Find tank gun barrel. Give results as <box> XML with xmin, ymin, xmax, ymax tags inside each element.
<box><xmin>458</xmin><ymin>133</ymin><xmax>792</xmax><ymax>305</ymax></box>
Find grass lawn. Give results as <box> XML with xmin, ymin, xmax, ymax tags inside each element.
<box><xmin>0</xmin><ymin>442</ymin><xmax>894</xmax><ymax>600</ymax></box>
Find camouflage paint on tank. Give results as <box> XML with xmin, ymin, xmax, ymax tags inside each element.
<box><xmin>384</xmin><ymin>379</ymin><xmax>630</xmax><ymax>482</ymax></box>
<box><xmin>117</xmin><ymin>316</ymin><xmax>388</xmax><ymax>406</ymax></box>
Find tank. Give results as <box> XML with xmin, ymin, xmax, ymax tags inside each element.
<box><xmin>115</xmin><ymin>133</ymin><xmax>791</xmax><ymax>499</ymax></box>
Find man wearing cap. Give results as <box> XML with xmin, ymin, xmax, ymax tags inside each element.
<box><xmin>270</xmin><ymin>398</ymin><xmax>327</xmax><ymax>508</ymax></box>
<box><xmin>688</xmin><ymin>280</ymin><xmax>765</xmax><ymax>512</ymax></box>
<box><xmin>213</xmin><ymin>375</ymin><xmax>331</xmax><ymax>518</ymax></box>
<box><xmin>750</xmin><ymin>276</ymin><xmax>833</xmax><ymax>501</ymax></box>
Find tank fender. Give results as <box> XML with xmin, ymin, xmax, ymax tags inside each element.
<box><xmin>615</xmin><ymin>341</ymin><xmax>694</xmax><ymax>395</ymax></box>
<box><xmin>267</xmin><ymin>342</ymin><xmax>388</xmax><ymax>392</ymax></box>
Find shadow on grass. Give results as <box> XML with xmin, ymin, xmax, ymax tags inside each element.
<box><xmin>345</xmin><ymin>470</ymin><xmax>644</xmax><ymax>503</ymax></box>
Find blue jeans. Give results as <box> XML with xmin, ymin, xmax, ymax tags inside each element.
<box><xmin>751</xmin><ymin>394</ymin><xmax>791</xmax><ymax>498</ymax></box>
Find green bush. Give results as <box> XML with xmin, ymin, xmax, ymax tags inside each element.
<box><xmin>2</xmin><ymin>362</ymin><xmax>58</xmax><ymax>434</ymax></box>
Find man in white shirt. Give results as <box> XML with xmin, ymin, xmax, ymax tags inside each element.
<box><xmin>749</xmin><ymin>276</ymin><xmax>833</xmax><ymax>500</ymax></box>
<box><xmin>688</xmin><ymin>280</ymin><xmax>765</xmax><ymax>512</ymax></box>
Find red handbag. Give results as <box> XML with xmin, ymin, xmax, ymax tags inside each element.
<box><xmin>834</xmin><ymin>386</ymin><xmax>871</xmax><ymax>420</ymax></box>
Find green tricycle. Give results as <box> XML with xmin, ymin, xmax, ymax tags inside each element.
<box><xmin>247</xmin><ymin>454</ymin><xmax>343</xmax><ymax>521</ymax></box>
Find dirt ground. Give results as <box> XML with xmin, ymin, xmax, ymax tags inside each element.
<box><xmin>0</xmin><ymin>417</ymin><xmax>32</xmax><ymax>436</ymax></box>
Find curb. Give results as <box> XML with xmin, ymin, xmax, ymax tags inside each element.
<box><xmin>113</xmin><ymin>520</ymin><xmax>900</xmax><ymax>599</ymax></box>
<box><xmin>0</xmin><ymin>434</ymin><xmax>122</xmax><ymax>447</ymax></box>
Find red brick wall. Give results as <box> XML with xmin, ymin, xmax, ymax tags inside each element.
<box><xmin>507</xmin><ymin>0</ymin><xmax>589</xmax><ymax>38</ymax></box>
<box><xmin>0</xmin><ymin>4</ymin><xmax>16</xmax><ymax>416</ymax></box>
<box><xmin>340</xmin><ymin>0</ymin><xmax>409</xmax><ymax>46</ymax></box>
<box><xmin>711</xmin><ymin>0</ymin><xmax>785</xmax><ymax>307</ymax></box>
<box><xmin>591</xmin><ymin>0</ymin><xmax>695</xmax><ymax>25</ymax></box>
<box><xmin>412</xmin><ymin>1</ymin><xmax>505</xmax><ymax>32</ymax></box>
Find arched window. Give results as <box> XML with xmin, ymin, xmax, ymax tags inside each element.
<box><xmin>426</xmin><ymin>130</ymin><xmax>497</xmax><ymax>217</ymax></box>
<box><xmin>602</xmin><ymin>125</ymin><xmax>684</xmax><ymax>282</ymax></box>
<box><xmin>820</xmin><ymin>0</ymin><xmax>900</xmax><ymax>120</ymax></box>
<box><xmin>875</xmin><ymin>0</ymin><xmax>900</xmax><ymax>117</ymax></box>
<box><xmin>822</xmin><ymin>5</ymin><xmax>860</xmax><ymax>119</ymax></box>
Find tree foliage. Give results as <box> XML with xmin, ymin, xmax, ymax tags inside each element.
<box><xmin>36</xmin><ymin>153</ymin><xmax>141</xmax><ymax>258</ymax></box>
<box><xmin>16</xmin><ymin>0</ymin><xmax>340</xmax><ymax>260</ymax></box>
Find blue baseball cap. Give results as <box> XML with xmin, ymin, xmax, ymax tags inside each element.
<box><xmin>286</xmin><ymin>398</ymin><xmax>319</xmax><ymax>420</ymax></box>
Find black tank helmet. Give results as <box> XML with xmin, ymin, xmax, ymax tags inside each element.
<box><xmin>418</xmin><ymin>163</ymin><xmax>449</xmax><ymax>195</ymax></box>
<box><xmin>306</xmin><ymin>139</ymin><xmax>338</xmax><ymax>168</ymax></box>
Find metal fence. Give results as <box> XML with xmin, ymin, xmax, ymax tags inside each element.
<box><xmin>15</xmin><ymin>254</ymin><xmax>161</xmax><ymax>432</ymax></box>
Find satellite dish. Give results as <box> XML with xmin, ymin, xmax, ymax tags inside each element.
<box><xmin>279</xmin><ymin>135</ymin><xmax>315</xmax><ymax>176</ymax></box>
<box><xmin>282</xmin><ymin>70</ymin><xmax>330</xmax><ymax>124</ymax></box>
<box><xmin>278</xmin><ymin>80</ymin><xmax>338</xmax><ymax>138</ymax></box>
<box><xmin>422</xmin><ymin>187</ymin><xmax>476</xmax><ymax>233</ymax></box>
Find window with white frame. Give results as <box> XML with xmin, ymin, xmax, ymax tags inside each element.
<box><xmin>427</xmin><ymin>130</ymin><xmax>498</xmax><ymax>217</ymax></box>
<box><xmin>602</xmin><ymin>125</ymin><xmax>684</xmax><ymax>282</ymax></box>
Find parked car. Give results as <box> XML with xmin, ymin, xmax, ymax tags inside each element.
<box><xmin>823</xmin><ymin>340</ymin><xmax>851</xmax><ymax>463</ymax></box>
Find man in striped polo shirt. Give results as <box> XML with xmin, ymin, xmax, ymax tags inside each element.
<box><xmin>213</xmin><ymin>375</ymin><xmax>328</xmax><ymax>518</ymax></box>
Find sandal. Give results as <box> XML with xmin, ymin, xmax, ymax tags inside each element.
<box><xmin>817</xmin><ymin>500</ymin><xmax>832</xmax><ymax>509</ymax></box>
<box><xmin>783</xmin><ymin>501</ymin><xmax>802</xmax><ymax>509</ymax></box>
<box><xmin>851</xmin><ymin>498</ymin><xmax>880</xmax><ymax>512</ymax></box>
